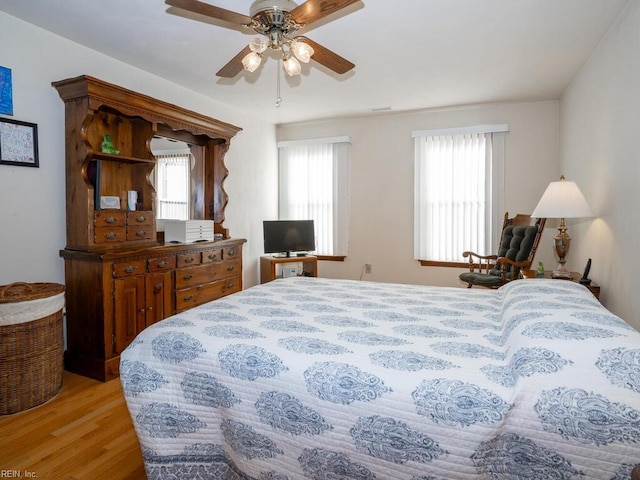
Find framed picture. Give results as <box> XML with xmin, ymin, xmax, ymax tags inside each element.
<box><xmin>0</xmin><ymin>118</ymin><xmax>39</xmax><ymax>167</ymax></box>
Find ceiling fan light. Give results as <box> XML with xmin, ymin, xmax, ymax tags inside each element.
<box><xmin>283</xmin><ymin>56</ymin><xmax>301</xmax><ymax>76</ymax></box>
<box><xmin>249</xmin><ymin>36</ymin><xmax>269</xmax><ymax>54</ymax></box>
<box><xmin>242</xmin><ymin>52</ymin><xmax>262</xmax><ymax>73</ymax></box>
<box><xmin>291</xmin><ymin>39</ymin><xmax>314</xmax><ymax>63</ymax></box>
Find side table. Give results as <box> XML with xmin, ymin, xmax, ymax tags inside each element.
<box><xmin>520</xmin><ymin>270</ymin><xmax>600</xmax><ymax>300</ymax></box>
<box><xmin>260</xmin><ymin>255</ymin><xmax>318</xmax><ymax>284</ymax></box>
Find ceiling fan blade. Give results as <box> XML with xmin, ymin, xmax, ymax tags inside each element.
<box><xmin>165</xmin><ymin>0</ymin><xmax>252</xmax><ymax>26</ymax></box>
<box><xmin>290</xmin><ymin>0</ymin><xmax>360</xmax><ymax>25</ymax></box>
<box><xmin>300</xmin><ymin>37</ymin><xmax>355</xmax><ymax>74</ymax></box>
<box><xmin>216</xmin><ymin>45</ymin><xmax>252</xmax><ymax>78</ymax></box>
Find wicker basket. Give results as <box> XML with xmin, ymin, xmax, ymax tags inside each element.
<box><xmin>0</xmin><ymin>282</ymin><xmax>65</xmax><ymax>415</ymax></box>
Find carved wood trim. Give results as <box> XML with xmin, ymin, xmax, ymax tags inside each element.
<box><xmin>52</xmin><ymin>75</ymin><xmax>242</xmax><ymax>141</ymax></box>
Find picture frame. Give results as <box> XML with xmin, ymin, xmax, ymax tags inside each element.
<box><xmin>0</xmin><ymin>117</ymin><xmax>39</xmax><ymax>167</ymax></box>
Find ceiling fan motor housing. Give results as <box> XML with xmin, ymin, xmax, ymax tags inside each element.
<box><xmin>249</xmin><ymin>0</ymin><xmax>301</xmax><ymax>47</ymax></box>
<box><xmin>250</xmin><ymin>0</ymin><xmax>298</xmax><ymax>18</ymax></box>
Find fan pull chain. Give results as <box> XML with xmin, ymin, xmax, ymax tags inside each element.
<box><xmin>275</xmin><ymin>59</ymin><xmax>283</xmax><ymax>108</ymax></box>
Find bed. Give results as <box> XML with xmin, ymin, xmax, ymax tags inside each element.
<box><xmin>120</xmin><ymin>277</ymin><xmax>640</xmax><ymax>479</ymax></box>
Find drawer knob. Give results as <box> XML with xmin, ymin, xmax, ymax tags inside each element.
<box><xmin>105</xmin><ymin>216</ymin><xmax>116</xmax><ymax>224</ymax></box>
<box><xmin>135</xmin><ymin>216</ymin><xmax>147</xmax><ymax>223</ymax></box>
<box><xmin>183</xmin><ymin>295</ymin><xmax>194</xmax><ymax>301</ymax></box>
<box><xmin>156</xmin><ymin>261</ymin><xmax>168</xmax><ymax>268</ymax></box>
<box><xmin>125</xmin><ymin>265</ymin><xmax>138</xmax><ymax>273</ymax></box>
<box><xmin>183</xmin><ymin>274</ymin><xmax>193</xmax><ymax>280</ymax></box>
<box><xmin>228</xmin><ymin>249</ymin><xmax>236</xmax><ymax>257</ymax></box>
<box><xmin>105</xmin><ymin>232</ymin><xmax>118</xmax><ymax>239</ymax></box>
<box><xmin>208</xmin><ymin>254</ymin><xmax>218</xmax><ymax>260</ymax></box>
<box><xmin>135</xmin><ymin>231</ymin><xmax>147</xmax><ymax>238</ymax></box>
<box><xmin>227</xmin><ymin>266</ymin><xmax>235</xmax><ymax>272</ymax></box>
<box><xmin>223</xmin><ymin>283</ymin><xmax>235</xmax><ymax>291</ymax></box>
<box><xmin>184</xmin><ymin>257</ymin><xmax>194</xmax><ymax>263</ymax></box>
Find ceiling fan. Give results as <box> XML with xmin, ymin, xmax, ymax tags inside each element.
<box><xmin>165</xmin><ymin>0</ymin><xmax>360</xmax><ymax>78</ymax></box>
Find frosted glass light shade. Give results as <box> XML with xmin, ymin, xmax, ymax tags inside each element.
<box><xmin>242</xmin><ymin>52</ymin><xmax>262</xmax><ymax>72</ymax></box>
<box><xmin>283</xmin><ymin>56</ymin><xmax>301</xmax><ymax>76</ymax></box>
<box><xmin>531</xmin><ymin>178</ymin><xmax>593</xmax><ymax>219</ymax></box>
<box><xmin>291</xmin><ymin>39</ymin><xmax>314</xmax><ymax>63</ymax></box>
<box><xmin>249</xmin><ymin>36</ymin><xmax>269</xmax><ymax>54</ymax></box>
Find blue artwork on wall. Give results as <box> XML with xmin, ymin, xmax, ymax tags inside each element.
<box><xmin>0</xmin><ymin>66</ymin><xmax>13</xmax><ymax>116</ymax></box>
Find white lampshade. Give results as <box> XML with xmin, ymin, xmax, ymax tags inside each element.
<box><xmin>283</xmin><ymin>56</ymin><xmax>301</xmax><ymax>76</ymax></box>
<box><xmin>291</xmin><ymin>39</ymin><xmax>314</xmax><ymax>63</ymax></box>
<box><xmin>242</xmin><ymin>52</ymin><xmax>262</xmax><ymax>73</ymax></box>
<box><xmin>531</xmin><ymin>177</ymin><xmax>593</xmax><ymax>219</ymax></box>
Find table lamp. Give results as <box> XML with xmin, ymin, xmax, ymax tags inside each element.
<box><xmin>531</xmin><ymin>176</ymin><xmax>593</xmax><ymax>279</ymax></box>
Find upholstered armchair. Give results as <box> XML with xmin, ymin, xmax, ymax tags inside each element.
<box><xmin>459</xmin><ymin>213</ymin><xmax>546</xmax><ymax>288</ymax></box>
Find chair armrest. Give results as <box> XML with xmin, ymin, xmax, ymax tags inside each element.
<box><xmin>462</xmin><ymin>251</ymin><xmax>498</xmax><ymax>261</ymax></box>
<box><xmin>496</xmin><ymin>257</ymin><xmax>532</xmax><ymax>268</ymax></box>
<box><xmin>496</xmin><ymin>257</ymin><xmax>533</xmax><ymax>281</ymax></box>
<box><xmin>462</xmin><ymin>251</ymin><xmax>498</xmax><ymax>274</ymax></box>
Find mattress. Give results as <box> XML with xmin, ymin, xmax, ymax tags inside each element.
<box><xmin>121</xmin><ymin>277</ymin><xmax>640</xmax><ymax>479</ymax></box>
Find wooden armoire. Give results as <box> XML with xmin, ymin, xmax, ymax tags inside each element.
<box><xmin>53</xmin><ymin>75</ymin><xmax>245</xmax><ymax>381</ymax></box>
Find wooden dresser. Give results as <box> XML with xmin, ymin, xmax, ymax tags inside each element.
<box><xmin>53</xmin><ymin>75</ymin><xmax>244</xmax><ymax>380</ymax></box>
<box><xmin>60</xmin><ymin>239</ymin><xmax>244</xmax><ymax>380</ymax></box>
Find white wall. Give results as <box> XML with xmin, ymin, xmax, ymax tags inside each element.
<box><xmin>277</xmin><ymin>100</ymin><xmax>559</xmax><ymax>287</ymax></box>
<box><xmin>560</xmin><ymin>0</ymin><xmax>640</xmax><ymax>327</ymax></box>
<box><xmin>0</xmin><ymin>12</ymin><xmax>278</xmax><ymax>289</ymax></box>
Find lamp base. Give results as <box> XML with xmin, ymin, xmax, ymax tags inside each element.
<box><xmin>551</xmin><ymin>270</ymin><xmax>573</xmax><ymax>279</ymax></box>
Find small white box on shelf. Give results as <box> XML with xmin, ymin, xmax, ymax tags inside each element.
<box><xmin>282</xmin><ymin>266</ymin><xmax>298</xmax><ymax>278</ymax></box>
<box><xmin>164</xmin><ymin>220</ymin><xmax>215</xmax><ymax>243</ymax></box>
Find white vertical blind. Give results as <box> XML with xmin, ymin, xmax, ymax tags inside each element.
<box><xmin>413</xmin><ymin>126</ymin><xmax>507</xmax><ymax>262</ymax></box>
<box><xmin>278</xmin><ymin>138</ymin><xmax>350</xmax><ymax>256</ymax></box>
<box><xmin>155</xmin><ymin>152</ymin><xmax>191</xmax><ymax>220</ymax></box>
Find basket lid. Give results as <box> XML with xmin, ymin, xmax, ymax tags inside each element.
<box><xmin>0</xmin><ymin>282</ymin><xmax>65</xmax><ymax>304</ymax></box>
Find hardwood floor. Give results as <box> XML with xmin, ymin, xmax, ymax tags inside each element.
<box><xmin>0</xmin><ymin>371</ymin><xmax>146</xmax><ymax>479</ymax></box>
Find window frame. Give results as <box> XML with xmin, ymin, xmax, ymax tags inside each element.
<box><xmin>412</xmin><ymin>125</ymin><xmax>508</xmax><ymax>267</ymax></box>
<box><xmin>277</xmin><ymin>136</ymin><xmax>351</xmax><ymax>259</ymax></box>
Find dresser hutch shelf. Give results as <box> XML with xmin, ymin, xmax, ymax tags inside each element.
<box><xmin>53</xmin><ymin>75</ymin><xmax>244</xmax><ymax>381</ymax></box>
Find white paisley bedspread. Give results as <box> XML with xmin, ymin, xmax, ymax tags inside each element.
<box><xmin>120</xmin><ymin>277</ymin><xmax>640</xmax><ymax>480</ymax></box>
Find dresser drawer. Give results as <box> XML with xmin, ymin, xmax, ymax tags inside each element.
<box><xmin>224</xmin><ymin>245</ymin><xmax>241</xmax><ymax>260</ymax></box>
<box><xmin>177</xmin><ymin>252</ymin><xmax>201</xmax><ymax>268</ymax></box>
<box><xmin>126</xmin><ymin>227</ymin><xmax>155</xmax><ymax>241</ymax></box>
<box><xmin>113</xmin><ymin>260</ymin><xmax>146</xmax><ymax>278</ymax></box>
<box><xmin>175</xmin><ymin>277</ymin><xmax>241</xmax><ymax>311</ymax></box>
<box><xmin>201</xmin><ymin>247</ymin><xmax>223</xmax><ymax>264</ymax></box>
<box><xmin>94</xmin><ymin>211</ymin><xmax>126</xmax><ymax>227</ymax></box>
<box><xmin>220</xmin><ymin>259</ymin><xmax>241</xmax><ymax>278</ymax></box>
<box><xmin>175</xmin><ymin>259</ymin><xmax>241</xmax><ymax>289</ymax></box>
<box><xmin>95</xmin><ymin>226</ymin><xmax>126</xmax><ymax>243</ymax></box>
<box><xmin>147</xmin><ymin>255</ymin><xmax>177</xmax><ymax>272</ymax></box>
<box><xmin>127</xmin><ymin>211</ymin><xmax>153</xmax><ymax>226</ymax></box>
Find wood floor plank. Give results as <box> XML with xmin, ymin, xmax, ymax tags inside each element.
<box><xmin>0</xmin><ymin>371</ymin><xmax>146</xmax><ymax>479</ymax></box>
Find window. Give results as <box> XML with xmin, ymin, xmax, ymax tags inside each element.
<box><xmin>277</xmin><ymin>136</ymin><xmax>350</xmax><ymax>256</ymax></box>
<box><xmin>154</xmin><ymin>151</ymin><xmax>191</xmax><ymax>220</ymax></box>
<box><xmin>413</xmin><ymin>125</ymin><xmax>508</xmax><ymax>264</ymax></box>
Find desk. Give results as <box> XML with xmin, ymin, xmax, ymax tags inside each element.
<box><xmin>520</xmin><ymin>270</ymin><xmax>600</xmax><ymax>300</ymax></box>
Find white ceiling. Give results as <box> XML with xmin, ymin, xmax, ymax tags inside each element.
<box><xmin>0</xmin><ymin>0</ymin><xmax>630</xmax><ymax>124</ymax></box>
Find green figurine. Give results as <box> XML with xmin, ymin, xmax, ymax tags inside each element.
<box><xmin>537</xmin><ymin>261</ymin><xmax>544</xmax><ymax>277</ymax></box>
<box><xmin>101</xmin><ymin>135</ymin><xmax>120</xmax><ymax>155</ymax></box>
